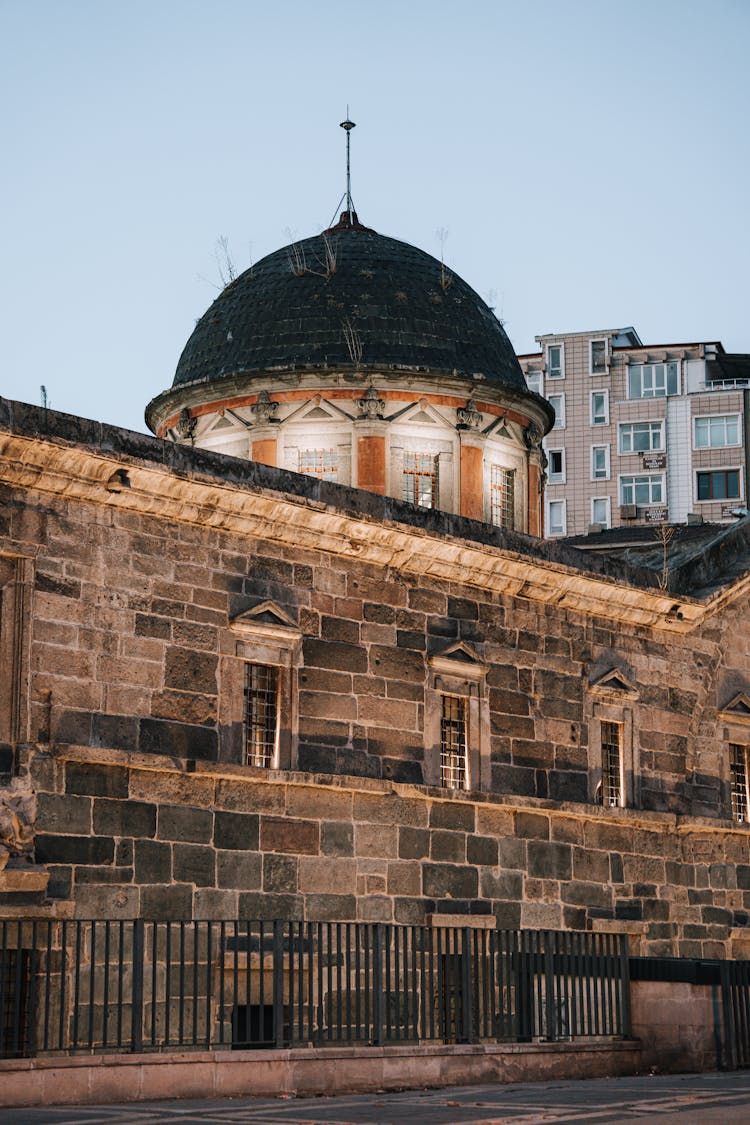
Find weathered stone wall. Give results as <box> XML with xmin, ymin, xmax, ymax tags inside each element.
<box><xmin>2</xmin><ymin>440</ymin><xmax>750</xmax><ymax>955</ymax></box>
<box><xmin>25</xmin><ymin>746</ymin><xmax>750</xmax><ymax>958</ymax></box>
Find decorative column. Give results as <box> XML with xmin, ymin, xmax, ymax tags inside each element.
<box><xmin>524</xmin><ymin>422</ymin><xmax>545</xmax><ymax>538</ymax></box>
<box><xmin>355</xmin><ymin>387</ymin><xmax>387</xmax><ymax>495</ymax></box>
<box><xmin>457</xmin><ymin>400</ymin><xmax>485</xmax><ymax>522</ymax></box>
<box><xmin>250</xmin><ymin>391</ymin><xmax>279</xmax><ymax>467</ymax></box>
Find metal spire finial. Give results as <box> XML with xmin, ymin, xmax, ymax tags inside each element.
<box><xmin>339</xmin><ymin>110</ymin><xmax>356</xmax><ymax>222</ymax></box>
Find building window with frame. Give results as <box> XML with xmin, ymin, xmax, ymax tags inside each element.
<box><xmin>591</xmin><ymin>497</ymin><xmax>611</xmax><ymax>529</ymax></box>
<box><xmin>548</xmin><ymin>393</ymin><xmax>565</xmax><ymax>430</ymax></box>
<box><xmin>547</xmin><ymin>498</ymin><xmax>566</xmax><ymax>537</ymax></box>
<box><xmin>547</xmin><ymin>344</ymin><xmax>564</xmax><ymax>379</ymax></box>
<box><xmin>490</xmin><ymin>466</ymin><xmax>515</xmax><ymax>528</ymax></box>
<box><xmin>298</xmin><ymin>449</ymin><xmax>338</xmax><ymax>481</ymax></box>
<box><xmin>620</xmin><ymin>474</ymin><xmax>664</xmax><ymax>506</ymax></box>
<box><xmin>440</xmin><ymin>694</ymin><xmax>469</xmax><ymax>790</ymax></box>
<box><xmin>628</xmin><ymin>362</ymin><xmax>679</xmax><ymax>400</ymax></box>
<box><xmin>619</xmin><ymin>421</ymin><xmax>664</xmax><ymax>454</ymax></box>
<box><xmin>694</xmin><ymin>415</ymin><xmax>741</xmax><ymax>449</ymax></box>
<box><xmin>730</xmin><ymin>744</ymin><xmax>749</xmax><ymax>822</ymax></box>
<box><xmin>590</xmin><ymin>339</ymin><xmax>607</xmax><ymax>375</ymax></box>
<box><xmin>600</xmin><ymin>720</ymin><xmax>624</xmax><ymax>807</ymax></box>
<box><xmin>696</xmin><ymin>469</ymin><xmax>741</xmax><ymax>501</ymax></box>
<box><xmin>403</xmin><ymin>452</ymin><xmax>439</xmax><ymax>509</ymax></box>
<box><xmin>590</xmin><ymin>390</ymin><xmax>609</xmax><ymax>426</ymax></box>
<box><xmin>245</xmin><ymin>663</ymin><xmax>280</xmax><ymax>768</ymax></box>
<box><xmin>547</xmin><ymin>449</ymin><xmax>565</xmax><ymax>484</ymax></box>
<box><xmin>525</xmin><ymin>370</ymin><xmax>543</xmax><ymax>396</ymax></box>
<box><xmin>591</xmin><ymin>445</ymin><xmax>610</xmax><ymax>481</ymax></box>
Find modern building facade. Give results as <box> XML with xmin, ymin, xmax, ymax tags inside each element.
<box><xmin>518</xmin><ymin>329</ymin><xmax>750</xmax><ymax>537</ymax></box>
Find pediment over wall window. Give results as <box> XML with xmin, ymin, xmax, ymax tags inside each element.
<box><xmin>428</xmin><ymin>641</ymin><xmax>489</xmax><ymax>683</ymax></box>
<box><xmin>589</xmin><ymin>667</ymin><xmax>639</xmax><ymax>700</ymax></box>
<box><xmin>230</xmin><ymin>601</ymin><xmax>302</xmax><ymax>644</ymax></box>
<box><xmin>719</xmin><ymin>692</ymin><xmax>750</xmax><ymax>725</ymax></box>
<box><xmin>283</xmin><ymin>397</ymin><xmax>354</xmax><ymax>424</ymax></box>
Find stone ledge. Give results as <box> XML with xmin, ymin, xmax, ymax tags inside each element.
<box><xmin>0</xmin><ymin>1039</ymin><xmax>642</xmax><ymax>1108</ymax></box>
<box><xmin>46</xmin><ymin>742</ymin><xmax>750</xmax><ymax>836</ymax></box>
<box><xmin>428</xmin><ymin>914</ymin><xmax>495</xmax><ymax>929</ymax></box>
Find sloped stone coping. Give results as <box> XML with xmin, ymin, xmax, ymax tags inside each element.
<box><xmin>0</xmin><ymin>1039</ymin><xmax>642</xmax><ymax>1108</ymax></box>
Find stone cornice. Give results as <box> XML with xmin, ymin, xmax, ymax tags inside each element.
<box><xmin>0</xmin><ymin>419</ymin><xmax>716</xmax><ymax>634</ymax></box>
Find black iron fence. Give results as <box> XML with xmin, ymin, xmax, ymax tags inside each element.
<box><xmin>720</xmin><ymin>959</ymin><xmax>750</xmax><ymax>1071</ymax></box>
<box><xmin>0</xmin><ymin>920</ymin><xmax>631</xmax><ymax>1058</ymax></box>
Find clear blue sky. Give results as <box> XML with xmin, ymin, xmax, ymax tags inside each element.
<box><xmin>2</xmin><ymin>0</ymin><xmax>748</xmax><ymax>432</ymax></box>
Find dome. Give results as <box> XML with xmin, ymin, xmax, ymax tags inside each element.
<box><xmin>171</xmin><ymin>217</ymin><xmax>526</xmax><ymax>392</ymax></box>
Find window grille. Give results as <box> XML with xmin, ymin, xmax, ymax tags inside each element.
<box><xmin>245</xmin><ymin>664</ymin><xmax>279</xmax><ymax>769</ymax></box>
<box><xmin>490</xmin><ymin>466</ymin><xmax>515</xmax><ymax>528</ymax></box>
<box><xmin>440</xmin><ymin>694</ymin><xmax>468</xmax><ymax>790</ymax></box>
<box><xmin>601</xmin><ymin>720</ymin><xmax>623</xmax><ymax>807</ymax></box>
<box><xmin>298</xmin><ymin>450</ymin><xmax>338</xmax><ymax>481</ymax></box>
<box><xmin>403</xmin><ymin>453</ymin><xmax>439</xmax><ymax>509</ymax></box>
<box><xmin>730</xmin><ymin>744</ymin><xmax>749</xmax><ymax>822</ymax></box>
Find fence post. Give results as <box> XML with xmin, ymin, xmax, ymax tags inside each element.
<box><xmin>373</xmin><ymin>924</ymin><xmax>384</xmax><ymax>1046</ymax></box>
<box><xmin>461</xmin><ymin>927</ymin><xmax>473</xmax><ymax>1044</ymax></box>
<box><xmin>619</xmin><ymin>934</ymin><xmax>632</xmax><ymax>1038</ymax></box>
<box><xmin>544</xmin><ymin>931</ymin><xmax>556</xmax><ymax>1041</ymax></box>
<box><xmin>719</xmin><ymin>961</ymin><xmax>736</xmax><ymax>1071</ymax></box>
<box><xmin>273</xmin><ymin>920</ymin><xmax>284</xmax><ymax>1049</ymax></box>
<box><xmin>131</xmin><ymin>919</ymin><xmax>144</xmax><ymax>1054</ymax></box>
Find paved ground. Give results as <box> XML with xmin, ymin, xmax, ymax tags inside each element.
<box><xmin>4</xmin><ymin>1072</ymin><xmax>750</xmax><ymax>1124</ymax></box>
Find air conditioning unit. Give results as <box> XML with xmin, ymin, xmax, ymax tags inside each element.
<box><xmin>619</xmin><ymin>505</ymin><xmax>637</xmax><ymax>520</ymax></box>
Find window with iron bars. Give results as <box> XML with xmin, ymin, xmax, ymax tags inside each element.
<box><xmin>244</xmin><ymin>664</ymin><xmax>279</xmax><ymax>769</ymax></box>
<box><xmin>298</xmin><ymin>449</ymin><xmax>338</xmax><ymax>481</ymax></box>
<box><xmin>490</xmin><ymin>466</ymin><xmax>515</xmax><ymax>529</ymax></box>
<box><xmin>730</xmin><ymin>744</ymin><xmax>749</xmax><ymax>822</ymax></box>
<box><xmin>601</xmin><ymin>720</ymin><xmax>624</xmax><ymax>807</ymax></box>
<box><xmin>440</xmin><ymin>694</ymin><xmax>468</xmax><ymax>790</ymax></box>
<box><xmin>403</xmin><ymin>453</ymin><xmax>439</xmax><ymax>509</ymax></box>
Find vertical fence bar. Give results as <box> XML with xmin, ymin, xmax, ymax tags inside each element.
<box><xmin>151</xmin><ymin>921</ymin><xmax>158</xmax><ymax>1048</ymax></box>
<box><xmin>165</xmin><ymin>922</ymin><xmax>172</xmax><ymax>1047</ymax></box>
<box><xmin>373</xmin><ymin>924</ymin><xmax>383</xmax><ymax>1047</ymax></box>
<box><xmin>131</xmin><ymin>919</ymin><xmax>144</xmax><ymax>1054</ymax></box>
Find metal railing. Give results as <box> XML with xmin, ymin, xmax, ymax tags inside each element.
<box><xmin>720</xmin><ymin>959</ymin><xmax>750</xmax><ymax>1070</ymax></box>
<box><xmin>0</xmin><ymin>920</ymin><xmax>631</xmax><ymax>1058</ymax></box>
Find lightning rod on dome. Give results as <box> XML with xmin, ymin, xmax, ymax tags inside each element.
<box><xmin>340</xmin><ymin>111</ymin><xmax>356</xmax><ymax>222</ymax></box>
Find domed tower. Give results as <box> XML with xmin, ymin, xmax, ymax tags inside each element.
<box><xmin>146</xmin><ymin>164</ymin><xmax>552</xmax><ymax>534</ymax></box>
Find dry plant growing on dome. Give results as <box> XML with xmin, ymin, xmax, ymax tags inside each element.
<box><xmin>215</xmin><ymin>235</ymin><xmax>237</xmax><ymax>287</ymax></box>
<box><xmin>342</xmin><ymin>317</ymin><xmax>363</xmax><ymax>367</ymax></box>
<box><xmin>655</xmin><ymin>522</ymin><xmax>676</xmax><ymax>590</ymax></box>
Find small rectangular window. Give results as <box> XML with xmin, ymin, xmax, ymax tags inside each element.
<box><xmin>620</xmin><ymin>474</ymin><xmax>664</xmax><ymax>506</ymax></box>
<box><xmin>601</xmin><ymin>720</ymin><xmax>624</xmax><ymax>807</ymax></box>
<box><xmin>547</xmin><ymin>449</ymin><xmax>565</xmax><ymax>483</ymax></box>
<box><xmin>547</xmin><ymin>344</ymin><xmax>564</xmax><ymax>379</ymax></box>
<box><xmin>628</xmin><ymin>362</ymin><xmax>679</xmax><ymax>400</ymax></box>
<box><xmin>403</xmin><ymin>452</ymin><xmax>439</xmax><ymax>509</ymax></box>
<box><xmin>548</xmin><ymin>394</ymin><xmax>565</xmax><ymax>430</ymax></box>
<box><xmin>694</xmin><ymin>415</ymin><xmax>741</xmax><ymax>449</ymax></box>
<box><xmin>440</xmin><ymin>694</ymin><xmax>468</xmax><ymax>790</ymax></box>
<box><xmin>591</xmin><ymin>497</ymin><xmax>610</xmax><ymax>528</ymax></box>
<box><xmin>696</xmin><ymin>470</ymin><xmax>741</xmax><ymax>501</ymax></box>
<box><xmin>547</xmin><ymin>498</ymin><xmax>566</xmax><ymax>537</ymax></box>
<box><xmin>526</xmin><ymin>371</ymin><xmax>543</xmax><ymax>396</ymax></box>
<box><xmin>730</xmin><ymin>744</ymin><xmax>749</xmax><ymax>822</ymax></box>
<box><xmin>591</xmin><ymin>445</ymin><xmax>609</xmax><ymax>480</ymax></box>
<box><xmin>590</xmin><ymin>339</ymin><xmax>607</xmax><ymax>374</ymax></box>
<box><xmin>299</xmin><ymin>449</ymin><xmax>338</xmax><ymax>481</ymax></box>
<box><xmin>590</xmin><ymin>391</ymin><xmax>609</xmax><ymax>426</ymax></box>
<box><xmin>619</xmin><ymin>422</ymin><xmax>664</xmax><ymax>454</ymax></box>
<box><xmin>490</xmin><ymin>466</ymin><xmax>515</xmax><ymax>528</ymax></box>
<box><xmin>245</xmin><ymin>664</ymin><xmax>279</xmax><ymax>768</ymax></box>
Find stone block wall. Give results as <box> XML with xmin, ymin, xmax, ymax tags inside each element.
<box><xmin>25</xmin><ymin>747</ymin><xmax>750</xmax><ymax>957</ymax></box>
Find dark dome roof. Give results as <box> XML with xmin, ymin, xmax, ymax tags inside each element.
<box><xmin>172</xmin><ymin>222</ymin><xmax>526</xmax><ymax>391</ymax></box>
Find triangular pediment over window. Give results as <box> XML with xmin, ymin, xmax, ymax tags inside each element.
<box><xmin>230</xmin><ymin>600</ymin><xmax>302</xmax><ymax>643</ymax></box>
<box><xmin>429</xmin><ymin>641</ymin><xmax>489</xmax><ymax>680</ymax></box>
<box><xmin>389</xmin><ymin>399</ymin><xmax>451</xmax><ymax>428</ymax></box>
<box><xmin>589</xmin><ymin>667</ymin><xmax>639</xmax><ymax>699</ymax></box>
<box><xmin>284</xmin><ymin>397</ymin><xmax>354</xmax><ymax>424</ymax></box>
<box><xmin>720</xmin><ymin>692</ymin><xmax>750</xmax><ymax>724</ymax></box>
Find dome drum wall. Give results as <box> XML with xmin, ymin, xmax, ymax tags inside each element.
<box><xmin>147</xmin><ymin>225</ymin><xmax>554</xmax><ymax>536</ymax></box>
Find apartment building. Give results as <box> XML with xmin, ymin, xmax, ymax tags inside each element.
<box><xmin>518</xmin><ymin>328</ymin><xmax>750</xmax><ymax>536</ymax></box>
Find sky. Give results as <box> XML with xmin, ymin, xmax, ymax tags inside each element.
<box><xmin>1</xmin><ymin>0</ymin><xmax>749</xmax><ymax>433</ymax></box>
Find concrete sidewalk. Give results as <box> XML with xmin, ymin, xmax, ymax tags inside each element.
<box><xmin>3</xmin><ymin>1071</ymin><xmax>750</xmax><ymax>1124</ymax></box>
